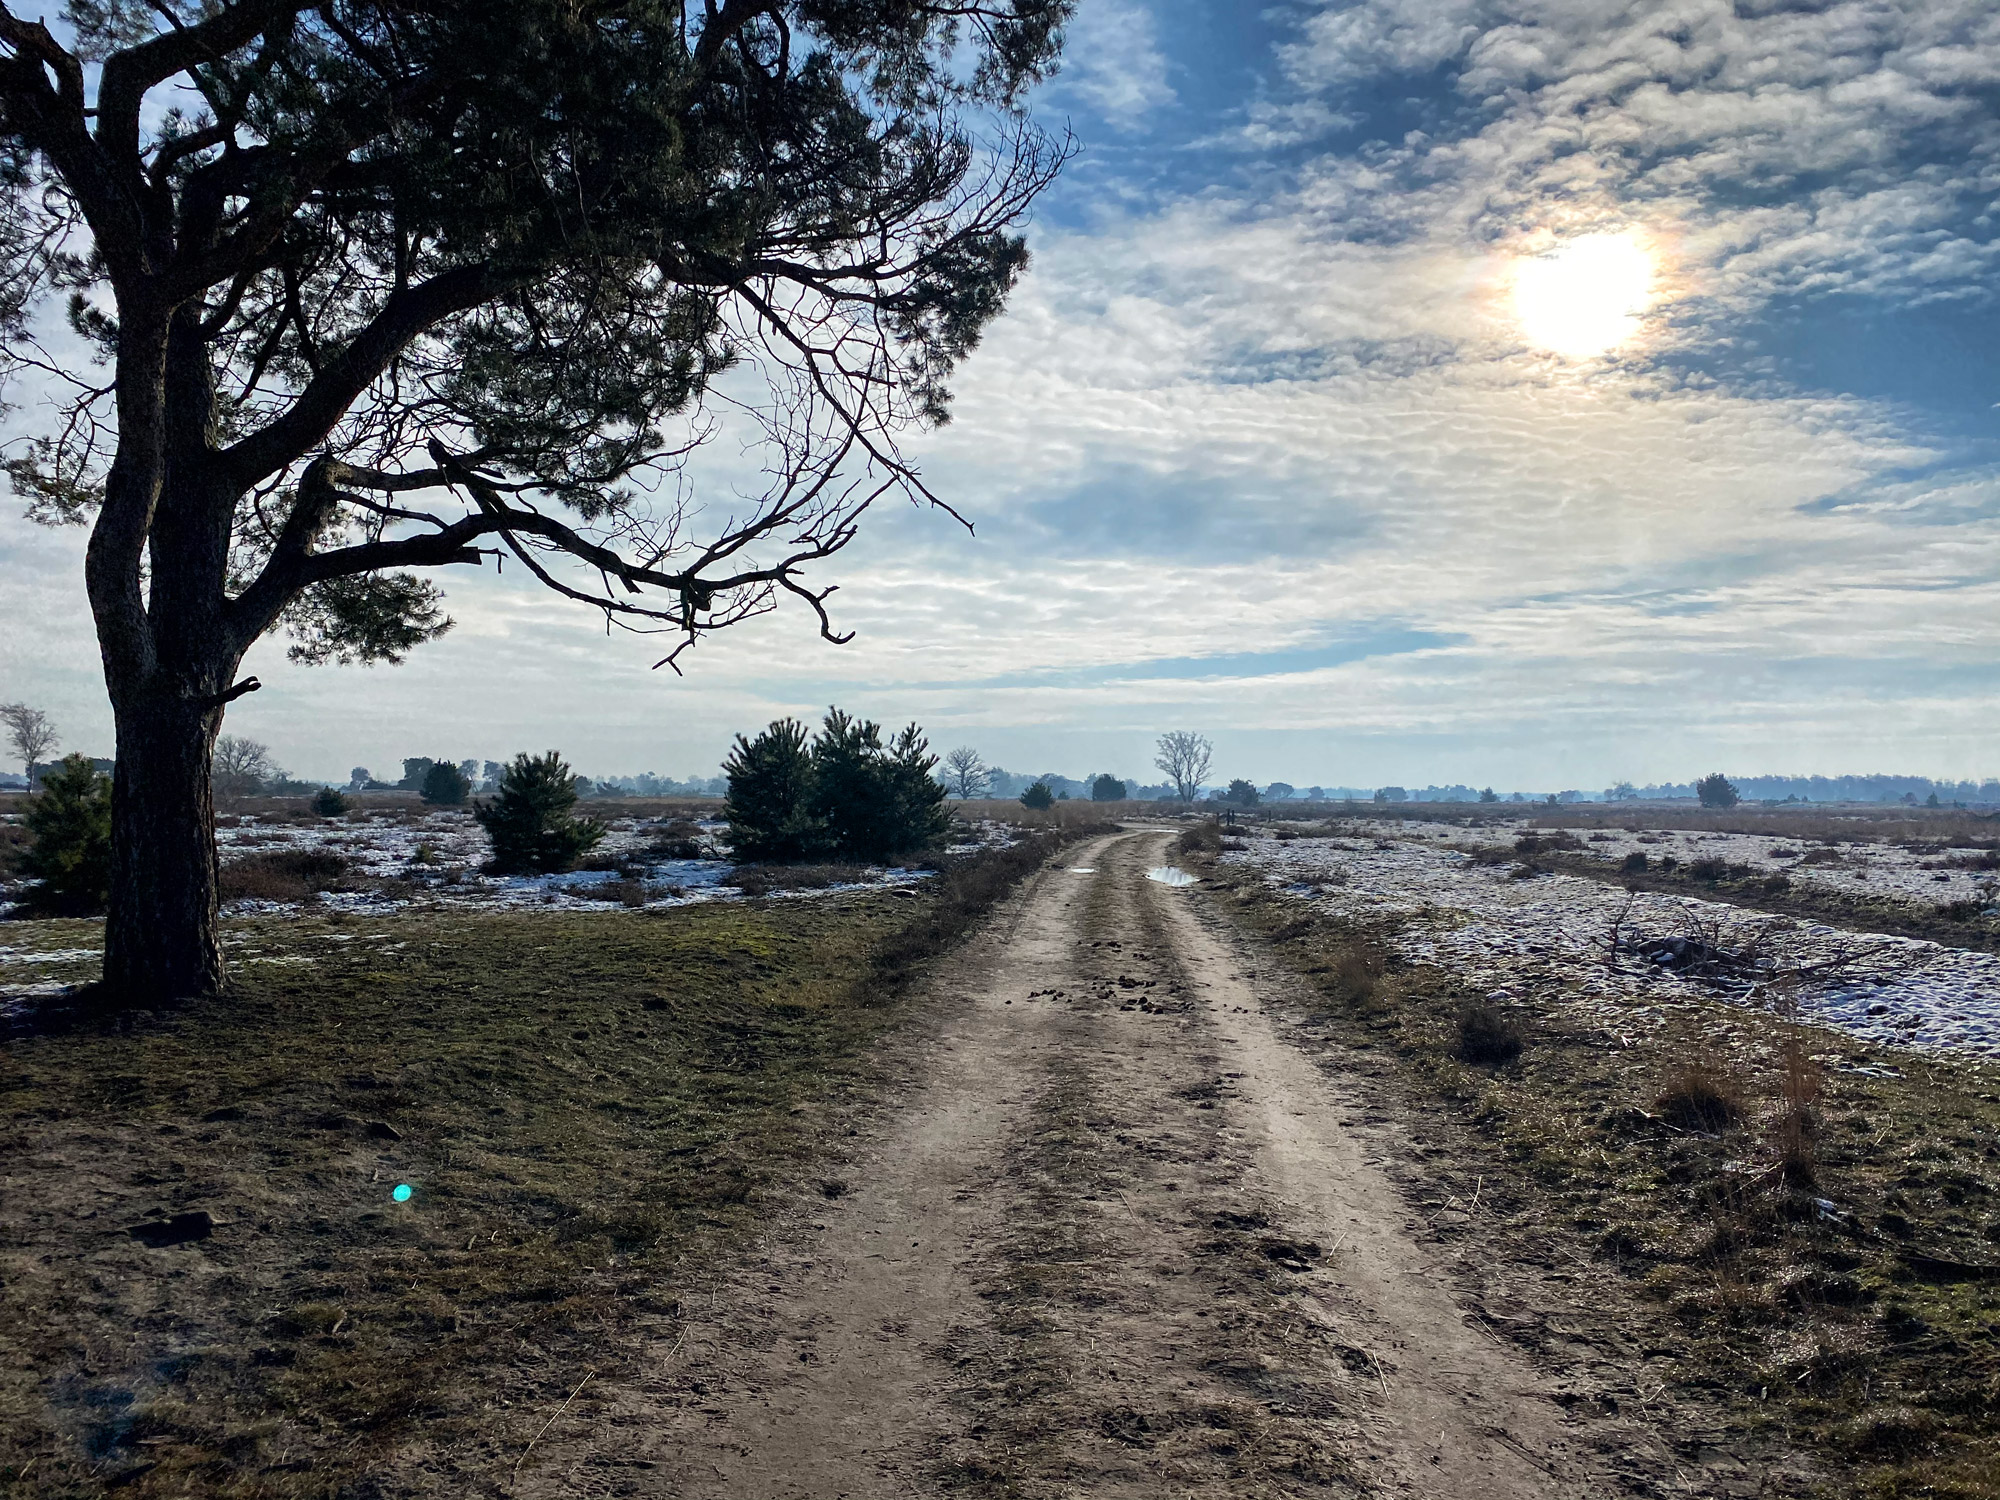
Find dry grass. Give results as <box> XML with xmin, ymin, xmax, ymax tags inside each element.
<box><xmin>0</xmin><ymin>834</ymin><xmax>1071</xmax><ymax>1498</ymax></box>
<box><xmin>214</xmin><ymin>849</ymin><xmax>355</xmax><ymax>904</ymax></box>
<box><xmin>1205</xmin><ymin>858</ymin><xmax>2000</xmax><ymax>1499</ymax></box>
<box><xmin>1656</xmin><ymin>1058</ymin><xmax>1746</xmax><ymax>1132</ymax></box>
<box><xmin>954</xmin><ymin>799</ymin><xmax>1129</xmax><ymax>833</ymax></box>
<box><xmin>722</xmin><ymin>863</ymin><xmax>871</xmax><ymax>896</ymax></box>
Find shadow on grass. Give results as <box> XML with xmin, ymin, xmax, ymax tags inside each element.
<box><xmin>0</xmin><ymin>831</ymin><xmax>1077</xmax><ymax>1497</ymax></box>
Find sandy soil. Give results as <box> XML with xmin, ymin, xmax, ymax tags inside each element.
<box><xmin>518</xmin><ymin>830</ymin><xmax>1753</xmax><ymax>1497</ymax></box>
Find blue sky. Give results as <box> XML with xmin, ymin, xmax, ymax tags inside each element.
<box><xmin>4</xmin><ymin>0</ymin><xmax>2000</xmax><ymax>790</ymax></box>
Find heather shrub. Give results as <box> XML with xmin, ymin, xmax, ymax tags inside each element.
<box><xmin>1177</xmin><ymin>819</ymin><xmax>1223</xmax><ymax>856</ymax></box>
<box><xmin>218</xmin><ymin>849</ymin><xmax>351</xmax><ymax>904</ymax></box>
<box><xmin>1656</xmin><ymin>1061</ymin><xmax>1743</xmax><ymax>1133</ymax></box>
<box><xmin>1455</xmin><ymin>1003</ymin><xmax>1524</xmax><ymax>1064</ymax></box>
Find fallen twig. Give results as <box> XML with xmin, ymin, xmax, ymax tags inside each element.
<box><xmin>513</xmin><ymin>1368</ymin><xmax>595</xmax><ymax>1483</ymax></box>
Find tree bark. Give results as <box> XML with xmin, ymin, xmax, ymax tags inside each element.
<box><xmin>101</xmin><ymin>683</ymin><xmax>225</xmax><ymax>1000</ymax></box>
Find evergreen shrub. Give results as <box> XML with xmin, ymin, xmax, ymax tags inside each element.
<box><xmin>475</xmin><ymin>752</ymin><xmax>605</xmax><ymax>874</ymax></box>
<box><xmin>725</xmin><ymin>709</ymin><xmax>954</xmax><ymax>863</ymax></box>
<box><xmin>420</xmin><ymin>759</ymin><xmax>472</xmax><ymax>806</ymax></box>
<box><xmin>22</xmin><ymin>754</ymin><xmax>112</xmax><ymax>913</ymax></box>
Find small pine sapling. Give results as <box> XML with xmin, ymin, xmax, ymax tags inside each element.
<box><xmin>723</xmin><ymin>718</ymin><xmax>824</xmax><ymax>861</ymax></box>
<box><xmin>475</xmin><ymin>752</ymin><xmax>605</xmax><ymax>874</ymax></box>
<box><xmin>22</xmin><ymin>754</ymin><xmax>113</xmax><ymax>912</ymax></box>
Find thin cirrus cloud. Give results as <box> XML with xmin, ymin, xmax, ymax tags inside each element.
<box><xmin>2</xmin><ymin>0</ymin><xmax>1998</xmax><ymax>788</ymax></box>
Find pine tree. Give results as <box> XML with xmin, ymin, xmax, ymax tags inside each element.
<box><xmin>474</xmin><ymin>753</ymin><xmax>604</xmax><ymax>874</ymax></box>
<box><xmin>723</xmin><ymin>720</ymin><xmax>824</xmax><ymax>861</ymax></box>
<box><xmin>22</xmin><ymin>755</ymin><xmax>113</xmax><ymax>913</ymax></box>
<box><xmin>420</xmin><ymin>760</ymin><xmax>472</xmax><ymax>806</ymax></box>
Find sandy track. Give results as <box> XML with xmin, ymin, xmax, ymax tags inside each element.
<box><xmin>524</xmin><ymin>831</ymin><xmax>1708</xmax><ymax>1497</ymax></box>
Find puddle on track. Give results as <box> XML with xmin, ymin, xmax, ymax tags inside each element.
<box><xmin>1146</xmin><ymin>865</ymin><xmax>1197</xmax><ymax>887</ymax></box>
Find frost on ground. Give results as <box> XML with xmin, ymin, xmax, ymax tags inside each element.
<box><xmin>0</xmin><ymin>806</ymin><xmax>1024</xmax><ymax>999</ymax></box>
<box><xmin>1391</xmin><ymin>818</ymin><xmax>2000</xmax><ymax>909</ymax></box>
<box><xmin>1227</xmin><ymin>827</ymin><xmax>2000</xmax><ymax>1062</ymax></box>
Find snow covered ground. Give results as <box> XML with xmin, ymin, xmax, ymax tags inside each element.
<box><xmin>1379</xmin><ymin>818</ymin><xmax>2000</xmax><ymax>909</ymax></box>
<box><xmin>0</xmin><ymin>803</ymin><xmax>1006</xmax><ymax>925</ymax></box>
<box><xmin>1227</xmin><ymin>828</ymin><xmax>2000</xmax><ymax>1063</ymax></box>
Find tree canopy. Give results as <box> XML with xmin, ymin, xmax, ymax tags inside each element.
<box><xmin>0</xmin><ymin>0</ymin><xmax>1072</xmax><ymax>669</ymax></box>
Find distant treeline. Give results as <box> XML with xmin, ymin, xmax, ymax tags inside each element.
<box><xmin>1628</xmin><ymin>774</ymin><xmax>2000</xmax><ymax>805</ymax></box>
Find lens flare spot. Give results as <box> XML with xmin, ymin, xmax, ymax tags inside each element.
<box><xmin>1511</xmin><ymin>231</ymin><xmax>1657</xmax><ymax>359</ymax></box>
<box><xmin>392</xmin><ymin>1183</ymin><xmax>413</xmax><ymax>1203</ymax></box>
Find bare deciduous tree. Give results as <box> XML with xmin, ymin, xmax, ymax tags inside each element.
<box><xmin>0</xmin><ymin>703</ymin><xmax>57</xmax><ymax>784</ymax></box>
<box><xmin>1154</xmin><ymin>731</ymin><xmax>1213</xmax><ymax>804</ymax></box>
<box><xmin>942</xmin><ymin>746</ymin><xmax>989</xmax><ymax>800</ymax></box>
<box><xmin>213</xmin><ymin>736</ymin><xmax>279</xmax><ymax>796</ymax></box>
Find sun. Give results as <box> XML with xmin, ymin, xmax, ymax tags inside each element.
<box><xmin>1510</xmin><ymin>230</ymin><xmax>1657</xmax><ymax>359</ymax></box>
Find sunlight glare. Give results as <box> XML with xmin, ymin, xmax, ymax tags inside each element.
<box><xmin>1510</xmin><ymin>231</ymin><xmax>1657</xmax><ymax>359</ymax></box>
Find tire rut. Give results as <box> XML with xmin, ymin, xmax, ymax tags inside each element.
<box><xmin>519</xmin><ymin>830</ymin><xmax>1702</xmax><ymax>1498</ymax></box>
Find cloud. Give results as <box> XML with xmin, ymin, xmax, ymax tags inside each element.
<box><xmin>1050</xmin><ymin>0</ymin><xmax>1176</xmax><ymax>132</ymax></box>
<box><xmin>1273</xmin><ymin>0</ymin><xmax>2000</xmax><ymax>322</ymax></box>
<box><xmin>6</xmin><ymin>4</ymin><xmax>2000</xmax><ymax>789</ymax></box>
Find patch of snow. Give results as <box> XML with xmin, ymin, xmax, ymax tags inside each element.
<box><xmin>1228</xmin><ymin>834</ymin><xmax>2000</xmax><ymax>1063</ymax></box>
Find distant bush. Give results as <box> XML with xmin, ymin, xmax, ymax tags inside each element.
<box><xmin>1178</xmin><ymin>819</ymin><xmax>1223</xmax><ymax>856</ymax></box>
<box><xmin>311</xmin><ymin>787</ymin><xmax>350</xmax><ymax>817</ymax></box>
<box><xmin>1455</xmin><ymin>1003</ymin><xmax>1523</xmax><ymax>1065</ymax></box>
<box><xmin>1090</xmin><ymin>773</ymin><xmax>1128</xmax><ymax>802</ymax></box>
<box><xmin>1019</xmin><ymin>781</ymin><xmax>1055</xmax><ymax>811</ymax></box>
<box><xmin>21</xmin><ymin>754</ymin><xmax>112</xmax><ymax>913</ymax></box>
<box><xmin>1685</xmin><ymin>856</ymin><xmax>1732</xmax><ymax>882</ymax></box>
<box><xmin>475</xmin><ymin>752</ymin><xmax>605</xmax><ymax>874</ymax></box>
<box><xmin>1621</xmin><ymin>851</ymin><xmax>1648</xmax><ymax>873</ymax></box>
<box><xmin>1224</xmin><ymin>778</ymin><xmax>1260</xmax><ymax>806</ymax></box>
<box><xmin>1695</xmin><ymin>772</ymin><xmax>1740</xmax><ymax>809</ymax></box>
<box><xmin>420</xmin><ymin>759</ymin><xmax>472</xmax><ymax>806</ymax></box>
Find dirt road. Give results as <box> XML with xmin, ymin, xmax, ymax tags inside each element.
<box><xmin>529</xmin><ymin>830</ymin><xmax>1710</xmax><ymax>1498</ymax></box>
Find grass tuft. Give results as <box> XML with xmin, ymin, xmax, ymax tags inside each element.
<box><xmin>1454</xmin><ymin>1002</ymin><xmax>1524</xmax><ymax>1064</ymax></box>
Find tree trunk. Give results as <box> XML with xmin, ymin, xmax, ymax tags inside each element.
<box><xmin>100</xmin><ymin>683</ymin><xmax>225</xmax><ymax>1001</ymax></box>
